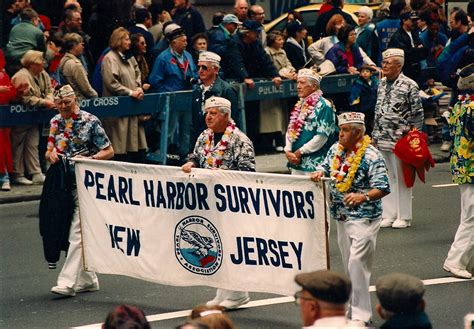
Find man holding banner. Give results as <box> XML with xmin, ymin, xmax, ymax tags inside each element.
<box><xmin>310</xmin><ymin>112</ymin><xmax>390</xmax><ymax>325</ymax></box>
<box><xmin>182</xmin><ymin>95</ymin><xmax>255</xmax><ymax>308</ymax></box>
<box><xmin>45</xmin><ymin>85</ymin><xmax>114</xmax><ymax>297</ymax></box>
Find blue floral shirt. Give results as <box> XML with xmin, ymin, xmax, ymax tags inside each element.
<box><xmin>47</xmin><ymin>110</ymin><xmax>111</xmax><ymax>158</ymax></box>
<box><xmin>317</xmin><ymin>142</ymin><xmax>390</xmax><ymax>221</ymax></box>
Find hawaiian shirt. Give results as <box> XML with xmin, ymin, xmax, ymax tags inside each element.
<box><xmin>47</xmin><ymin>110</ymin><xmax>111</xmax><ymax>158</ymax></box>
<box><xmin>287</xmin><ymin>96</ymin><xmax>336</xmax><ymax>172</ymax></box>
<box><xmin>187</xmin><ymin>127</ymin><xmax>256</xmax><ymax>172</ymax></box>
<box><xmin>372</xmin><ymin>73</ymin><xmax>424</xmax><ymax>152</ymax></box>
<box><xmin>317</xmin><ymin>143</ymin><xmax>390</xmax><ymax>221</ymax></box>
<box><xmin>449</xmin><ymin>95</ymin><xmax>473</xmax><ymax>185</ymax></box>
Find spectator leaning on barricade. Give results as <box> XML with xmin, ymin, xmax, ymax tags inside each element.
<box><xmin>46</xmin><ymin>84</ymin><xmax>114</xmax><ymax>297</ymax></box>
<box><xmin>261</xmin><ymin>30</ymin><xmax>297</xmax><ymax>152</ymax></box>
<box><xmin>284</xmin><ymin>20</ymin><xmax>310</xmax><ymax>71</ymax></box>
<box><xmin>388</xmin><ymin>11</ymin><xmax>428</xmax><ymax>84</ymax></box>
<box><xmin>326</xmin><ymin>25</ymin><xmax>364</xmax><ymax>75</ymax></box>
<box><xmin>294</xmin><ymin>270</ymin><xmax>353</xmax><ymax>328</ymax></box>
<box><xmin>103</xmin><ymin>304</ymin><xmax>150</xmax><ymax>329</ymax></box>
<box><xmin>308</xmin><ymin>14</ymin><xmax>345</xmax><ymax>66</ymax></box>
<box><xmin>171</xmin><ymin>0</ymin><xmax>206</xmax><ymax>52</ymax></box>
<box><xmin>10</xmin><ymin>50</ymin><xmax>55</xmax><ymax>186</ymax></box>
<box><xmin>128</xmin><ymin>7</ymin><xmax>155</xmax><ymax>65</ymax></box>
<box><xmin>207</xmin><ymin>14</ymin><xmax>241</xmax><ymax>58</ymax></box>
<box><xmin>182</xmin><ymin>96</ymin><xmax>255</xmax><ymax>310</ymax></box>
<box><xmin>285</xmin><ymin>69</ymin><xmax>336</xmax><ymax>176</ymax></box>
<box><xmin>149</xmin><ymin>23</ymin><xmax>197</xmax><ymax>161</ymax></box>
<box><xmin>355</xmin><ymin>6</ymin><xmax>376</xmax><ymax>63</ymax></box>
<box><xmin>101</xmin><ymin>27</ymin><xmax>148</xmax><ymax>163</ymax></box>
<box><xmin>311</xmin><ymin>112</ymin><xmax>390</xmax><ymax>325</ymax></box>
<box><xmin>5</xmin><ymin>8</ymin><xmax>46</xmax><ymax>76</ymax></box>
<box><xmin>247</xmin><ymin>5</ymin><xmax>266</xmax><ymax>45</ymax></box>
<box><xmin>59</xmin><ymin>33</ymin><xmax>98</xmax><ymax>100</ymax></box>
<box><xmin>234</xmin><ymin>0</ymin><xmax>249</xmax><ymax>23</ymax></box>
<box><xmin>442</xmin><ymin>69</ymin><xmax>473</xmax><ymax>280</ymax></box>
<box><xmin>375</xmin><ymin>273</ymin><xmax>432</xmax><ymax>329</ymax></box>
<box><xmin>191</xmin><ymin>51</ymin><xmax>239</xmax><ymax>148</ymax></box>
<box><xmin>312</xmin><ymin>0</ymin><xmax>357</xmax><ymax>41</ymax></box>
<box><xmin>372</xmin><ymin>48</ymin><xmax>424</xmax><ymax>229</ymax></box>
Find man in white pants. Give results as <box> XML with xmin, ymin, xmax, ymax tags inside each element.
<box><xmin>311</xmin><ymin>112</ymin><xmax>390</xmax><ymax>325</ymax></box>
<box><xmin>372</xmin><ymin>48</ymin><xmax>423</xmax><ymax>229</ymax></box>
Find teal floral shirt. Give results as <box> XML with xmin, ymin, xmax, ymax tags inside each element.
<box><xmin>286</xmin><ymin>95</ymin><xmax>336</xmax><ymax>172</ymax></box>
<box><xmin>317</xmin><ymin>143</ymin><xmax>390</xmax><ymax>221</ymax></box>
<box><xmin>449</xmin><ymin>95</ymin><xmax>473</xmax><ymax>185</ymax></box>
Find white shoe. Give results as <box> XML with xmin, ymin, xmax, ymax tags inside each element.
<box><xmin>32</xmin><ymin>173</ymin><xmax>45</xmax><ymax>184</ymax></box>
<box><xmin>440</xmin><ymin>141</ymin><xmax>452</xmax><ymax>152</ymax></box>
<box><xmin>51</xmin><ymin>285</ymin><xmax>76</xmax><ymax>296</ymax></box>
<box><xmin>392</xmin><ymin>219</ymin><xmax>411</xmax><ymax>229</ymax></box>
<box><xmin>380</xmin><ymin>218</ymin><xmax>395</xmax><ymax>228</ymax></box>
<box><xmin>275</xmin><ymin>146</ymin><xmax>284</xmax><ymax>152</ymax></box>
<box><xmin>206</xmin><ymin>298</ymin><xmax>223</xmax><ymax>307</ymax></box>
<box><xmin>348</xmin><ymin>319</ymin><xmax>368</xmax><ymax>327</ymax></box>
<box><xmin>219</xmin><ymin>296</ymin><xmax>250</xmax><ymax>309</ymax></box>
<box><xmin>12</xmin><ymin>176</ymin><xmax>33</xmax><ymax>185</ymax></box>
<box><xmin>1</xmin><ymin>181</ymin><xmax>11</xmax><ymax>191</ymax></box>
<box><xmin>443</xmin><ymin>264</ymin><xmax>472</xmax><ymax>279</ymax></box>
<box><xmin>75</xmin><ymin>282</ymin><xmax>100</xmax><ymax>293</ymax></box>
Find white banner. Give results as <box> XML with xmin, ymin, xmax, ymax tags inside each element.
<box><xmin>75</xmin><ymin>159</ymin><xmax>328</xmax><ymax>296</ymax></box>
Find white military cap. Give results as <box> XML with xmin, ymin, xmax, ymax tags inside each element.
<box><xmin>298</xmin><ymin>68</ymin><xmax>322</xmax><ymax>84</ymax></box>
<box><xmin>164</xmin><ymin>23</ymin><xmax>185</xmax><ymax>41</ymax></box>
<box><xmin>54</xmin><ymin>84</ymin><xmax>75</xmax><ymax>99</ymax></box>
<box><xmin>338</xmin><ymin>112</ymin><xmax>365</xmax><ymax>125</ymax></box>
<box><xmin>382</xmin><ymin>48</ymin><xmax>404</xmax><ymax>59</ymax></box>
<box><xmin>198</xmin><ymin>51</ymin><xmax>221</xmax><ymax>65</ymax></box>
<box><xmin>204</xmin><ymin>96</ymin><xmax>231</xmax><ymax>114</ymax></box>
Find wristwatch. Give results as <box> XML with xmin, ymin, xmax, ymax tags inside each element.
<box><xmin>364</xmin><ymin>192</ymin><xmax>370</xmax><ymax>202</ymax></box>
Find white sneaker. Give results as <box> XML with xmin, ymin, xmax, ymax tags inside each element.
<box><xmin>12</xmin><ymin>176</ymin><xmax>33</xmax><ymax>185</ymax></box>
<box><xmin>380</xmin><ymin>218</ymin><xmax>395</xmax><ymax>228</ymax></box>
<box><xmin>32</xmin><ymin>173</ymin><xmax>45</xmax><ymax>184</ymax></box>
<box><xmin>219</xmin><ymin>296</ymin><xmax>250</xmax><ymax>309</ymax></box>
<box><xmin>1</xmin><ymin>181</ymin><xmax>11</xmax><ymax>191</ymax></box>
<box><xmin>206</xmin><ymin>298</ymin><xmax>223</xmax><ymax>307</ymax></box>
<box><xmin>392</xmin><ymin>219</ymin><xmax>411</xmax><ymax>229</ymax></box>
<box><xmin>440</xmin><ymin>141</ymin><xmax>452</xmax><ymax>152</ymax></box>
<box><xmin>443</xmin><ymin>264</ymin><xmax>472</xmax><ymax>279</ymax></box>
<box><xmin>51</xmin><ymin>285</ymin><xmax>76</xmax><ymax>296</ymax></box>
<box><xmin>348</xmin><ymin>319</ymin><xmax>368</xmax><ymax>327</ymax></box>
<box><xmin>75</xmin><ymin>282</ymin><xmax>100</xmax><ymax>293</ymax></box>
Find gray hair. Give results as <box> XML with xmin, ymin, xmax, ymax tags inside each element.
<box><xmin>393</xmin><ymin>56</ymin><xmax>405</xmax><ymax>67</ymax></box>
<box><xmin>350</xmin><ymin>123</ymin><xmax>366</xmax><ymax>136</ymax></box>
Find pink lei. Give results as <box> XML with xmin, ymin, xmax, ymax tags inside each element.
<box><xmin>287</xmin><ymin>90</ymin><xmax>323</xmax><ymax>143</ymax></box>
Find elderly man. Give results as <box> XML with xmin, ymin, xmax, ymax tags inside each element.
<box><xmin>182</xmin><ymin>96</ymin><xmax>254</xmax><ymax>308</ymax></box>
<box><xmin>285</xmin><ymin>68</ymin><xmax>336</xmax><ymax>175</ymax></box>
<box><xmin>375</xmin><ymin>273</ymin><xmax>432</xmax><ymax>329</ymax></box>
<box><xmin>294</xmin><ymin>270</ymin><xmax>353</xmax><ymax>328</ymax></box>
<box><xmin>45</xmin><ymin>85</ymin><xmax>114</xmax><ymax>296</ymax></box>
<box><xmin>372</xmin><ymin>48</ymin><xmax>423</xmax><ymax>229</ymax></box>
<box><xmin>234</xmin><ymin>0</ymin><xmax>249</xmax><ymax>22</ymax></box>
<box><xmin>248</xmin><ymin>5</ymin><xmax>266</xmax><ymax>44</ymax></box>
<box><xmin>191</xmin><ymin>51</ymin><xmax>239</xmax><ymax>148</ymax></box>
<box><xmin>208</xmin><ymin>14</ymin><xmax>241</xmax><ymax>57</ymax></box>
<box><xmin>311</xmin><ymin>112</ymin><xmax>390</xmax><ymax>325</ymax></box>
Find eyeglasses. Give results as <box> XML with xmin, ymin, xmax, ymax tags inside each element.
<box><xmin>54</xmin><ymin>98</ymin><xmax>75</xmax><ymax>106</ymax></box>
<box><xmin>197</xmin><ymin>65</ymin><xmax>210</xmax><ymax>71</ymax></box>
<box><xmin>294</xmin><ymin>291</ymin><xmax>317</xmax><ymax>305</ymax></box>
<box><xmin>381</xmin><ymin>60</ymin><xmax>397</xmax><ymax>66</ymax></box>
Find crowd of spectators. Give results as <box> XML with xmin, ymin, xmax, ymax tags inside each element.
<box><xmin>0</xmin><ymin>0</ymin><xmax>473</xmax><ymax>191</ymax></box>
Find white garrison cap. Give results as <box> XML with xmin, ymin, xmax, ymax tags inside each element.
<box><xmin>204</xmin><ymin>96</ymin><xmax>231</xmax><ymax>114</ymax></box>
<box><xmin>298</xmin><ymin>68</ymin><xmax>322</xmax><ymax>84</ymax></box>
<box><xmin>198</xmin><ymin>51</ymin><xmax>221</xmax><ymax>65</ymax></box>
<box><xmin>54</xmin><ymin>84</ymin><xmax>75</xmax><ymax>99</ymax></box>
<box><xmin>382</xmin><ymin>48</ymin><xmax>404</xmax><ymax>59</ymax></box>
<box><xmin>338</xmin><ymin>112</ymin><xmax>365</xmax><ymax>125</ymax></box>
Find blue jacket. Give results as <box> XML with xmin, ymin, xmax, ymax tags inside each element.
<box><xmin>149</xmin><ymin>47</ymin><xmax>198</xmax><ymax>92</ymax></box>
<box><xmin>375</xmin><ymin>17</ymin><xmax>401</xmax><ymax>64</ymax></box>
<box><xmin>349</xmin><ymin>75</ymin><xmax>379</xmax><ymax>115</ymax></box>
<box><xmin>207</xmin><ymin>24</ymin><xmax>232</xmax><ymax>57</ymax></box>
<box><xmin>173</xmin><ymin>6</ymin><xmax>206</xmax><ymax>51</ymax></box>
<box><xmin>419</xmin><ymin>30</ymin><xmax>448</xmax><ymax>67</ymax></box>
<box><xmin>356</xmin><ymin>23</ymin><xmax>376</xmax><ymax>61</ymax></box>
<box><xmin>437</xmin><ymin>33</ymin><xmax>469</xmax><ymax>87</ymax></box>
<box><xmin>325</xmin><ymin>42</ymin><xmax>363</xmax><ymax>73</ymax></box>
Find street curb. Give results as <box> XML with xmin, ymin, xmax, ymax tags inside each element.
<box><xmin>0</xmin><ymin>194</ymin><xmax>42</xmax><ymax>205</ymax></box>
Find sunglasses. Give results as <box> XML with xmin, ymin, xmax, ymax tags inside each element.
<box><xmin>197</xmin><ymin>65</ymin><xmax>210</xmax><ymax>71</ymax></box>
<box><xmin>54</xmin><ymin>99</ymin><xmax>75</xmax><ymax>106</ymax></box>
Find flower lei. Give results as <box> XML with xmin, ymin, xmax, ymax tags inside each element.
<box><xmin>46</xmin><ymin>112</ymin><xmax>79</xmax><ymax>155</ymax></box>
<box><xmin>203</xmin><ymin>120</ymin><xmax>236</xmax><ymax>168</ymax></box>
<box><xmin>287</xmin><ymin>90</ymin><xmax>323</xmax><ymax>143</ymax></box>
<box><xmin>330</xmin><ymin>135</ymin><xmax>371</xmax><ymax>193</ymax></box>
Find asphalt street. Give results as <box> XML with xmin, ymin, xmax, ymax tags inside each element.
<box><xmin>0</xmin><ymin>162</ymin><xmax>472</xmax><ymax>329</ymax></box>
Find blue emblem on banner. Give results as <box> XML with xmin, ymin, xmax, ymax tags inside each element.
<box><xmin>174</xmin><ymin>216</ymin><xmax>223</xmax><ymax>275</ymax></box>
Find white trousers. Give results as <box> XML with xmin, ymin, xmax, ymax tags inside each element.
<box><xmin>380</xmin><ymin>151</ymin><xmax>412</xmax><ymax>220</ymax></box>
<box><xmin>56</xmin><ymin>191</ymin><xmax>98</xmax><ymax>289</ymax></box>
<box><xmin>444</xmin><ymin>184</ymin><xmax>474</xmax><ymax>270</ymax></box>
<box><xmin>336</xmin><ymin>219</ymin><xmax>380</xmax><ymax>323</ymax></box>
<box><xmin>213</xmin><ymin>289</ymin><xmax>249</xmax><ymax>301</ymax></box>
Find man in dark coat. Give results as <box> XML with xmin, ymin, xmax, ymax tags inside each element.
<box><xmin>128</xmin><ymin>7</ymin><xmax>155</xmax><ymax>63</ymax></box>
<box><xmin>313</xmin><ymin>0</ymin><xmax>357</xmax><ymax>40</ymax></box>
<box><xmin>388</xmin><ymin>11</ymin><xmax>428</xmax><ymax>83</ymax></box>
<box><xmin>172</xmin><ymin>0</ymin><xmax>206</xmax><ymax>51</ymax></box>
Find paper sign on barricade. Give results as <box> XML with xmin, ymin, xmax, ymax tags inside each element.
<box><xmin>75</xmin><ymin>159</ymin><xmax>328</xmax><ymax>296</ymax></box>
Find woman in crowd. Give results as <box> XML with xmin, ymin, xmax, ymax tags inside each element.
<box><xmin>191</xmin><ymin>32</ymin><xmax>208</xmax><ymax>65</ymax></box>
<box><xmin>130</xmin><ymin>33</ymin><xmax>151</xmax><ymax>90</ymax></box>
<box><xmin>326</xmin><ymin>25</ymin><xmax>364</xmax><ymax>74</ymax></box>
<box><xmin>103</xmin><ymin>304</ymin><xmax>150</xmax><ymax>329</ymax></box>
<box><xmin>284</xmin><ymin>20</ymin><xmax>309</xmax><ymax>70</ymax></box>
<box><xmin>308</xmin><ymin>14</ymin><xmax>345</xmax><ymax>65</ymax></box>
<box><xmin>101</xmin><ymin>27</ymin><xmax>147</xmax><ymax>162</ymax></box>
<box><xmin>11</xmin><ymin>50</ymin><xmax>55</xmax><ymax>185</ymax></box>
<box><xmin>261</xmin><ymin>30</ymin><xmax>297</xmax><ymax>151</ymax></box>
<box><xmin>59</xmin><ymin>33</ymin><xmax>98</xmax><ymax>99</ymax></box>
